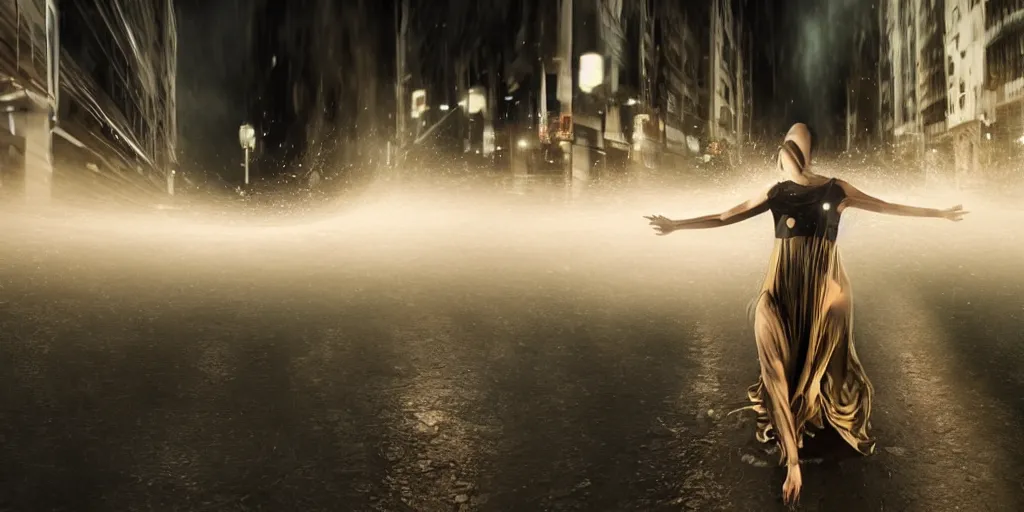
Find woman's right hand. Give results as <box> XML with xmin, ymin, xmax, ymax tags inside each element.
<box><xmin>644</xmin><ymin>215</ymin><xmax>676</xmax><ymax>236</ymax></box>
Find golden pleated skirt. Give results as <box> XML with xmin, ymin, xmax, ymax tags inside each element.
<box><xmin>747</xmin><ymin>236</ymin><xmax>875</xmax><ymax>464</ymax></box>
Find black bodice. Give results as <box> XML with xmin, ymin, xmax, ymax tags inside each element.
<box><xmin>768</xmin><ymin>178</ymin><xmax>846</xmax><ymax>242</ymax></box>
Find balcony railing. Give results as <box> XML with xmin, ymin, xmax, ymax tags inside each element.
<box><xmin>986</xmin><ymin>6</ymin><xmax>1024</xmax><ymax>43</ymax></box>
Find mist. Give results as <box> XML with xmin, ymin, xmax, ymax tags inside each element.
<box><xmin>790</xmin><ymin>0</ymin><xmax>867</xmax><ymax>142</ymax></box>
<box><xmin>2</xmin><ymin>164</ymin><xmax>1015</xmax><ymax>287</ymax></box>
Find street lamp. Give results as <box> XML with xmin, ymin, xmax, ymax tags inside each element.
<box><xmin>579</xmin><ymin>53</ymin><xmax>604</xmax><ymax>93</ymax></box>
<box><xmin>411</xmin><ymin>89</ymin><xmax>427</xmax><ymax>119</ymax></box>
<box><xmin>461</xmin><ymin>86</ymin><xmax>486</xmax><ymax>115</ymax></box>
<box><xmin>238</xmin><ymin>123</ymin><xmax>256</xmax><ymax>185</ymax></box>
<box><xmin>167</xmin><ymin>169</ymin><xmax>176</xmax><ymax>196</ymax></box>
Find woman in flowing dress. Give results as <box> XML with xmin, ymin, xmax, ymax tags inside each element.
<box><xmin>644</xmin><ymin>123</ymin><xmax>966</xmax><ymax>504</ymax></box>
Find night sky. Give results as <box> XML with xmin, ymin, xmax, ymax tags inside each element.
<box><xmin>174</xmin><ymin>0</ymin><xmax>870</xmax><ymax>178</ymax></box>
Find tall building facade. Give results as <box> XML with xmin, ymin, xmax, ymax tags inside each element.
<box><xmin>945</xmin><ymin>0</ymin><xmax>986</xmax><ymax>177</ymax></box>
<box><xmin>0</xmin><ymin>0</ymin><xmax>177</xmax><ymax>203</ymax></box>
<box><xmin>0</xmin><ymin>0</ymin><xmax>60</xmax><ymax>202</ymax></box>
<box><xmin>879</xmin><ymin>0</ymin><xmax>950</xmax><ymax>164</ymax></box>
<box><xmin>882</xmin><ymin>0</ymin><xmax>923</xmax><ymax>143</ymax></box>
<box><xmin>878</xmin><ymin>0</ymin><xmax>948</xmax><ymax>145</ymax></box>
<box><xmin>708</xmin><ymin>0</ymin><xmax>748</xmax><ymax>145</ymax></box>
<box><xmin>655</xmin><ymin>0</ymin><xmax>748</xmax><ymax>157</ymax></box>
<box><xmin>880</xmin><ymin>0</ymin><xmax>1024</xmax><ymax>178</ymax></box>
<box><xmin>657</xmin><ymin>1</ymin><xmax>709</xmax><ymax>155</ymax></box>
<box><xmin>919</xmin><ymin>0</ymin><xmax>949</xmax><ymax>141</ymax></box>
<box><xmin>879</xmin><ymin>0</ymin><xmax>948</xmax><ymax>148</ymax></box>
<box><xmin>983</xmin><ymin>0</ymin><xmax>1024</xmax><ymax>153</ymax></box>
<box><xmin>879</xmin><ymin>1</ymin><xmax>897</xmax><ymax>141</ymax></box>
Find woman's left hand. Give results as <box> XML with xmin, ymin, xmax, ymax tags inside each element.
<box><xmin>645</xmin><ymin>215</ymin><xmax>676</xmax><ymax>236</ymax></box>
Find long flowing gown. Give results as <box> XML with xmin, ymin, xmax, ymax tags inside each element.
<box><xmin>746</xmin><ymin>178</ymin><xmax>876</xmax><ymax>465</ymax></box>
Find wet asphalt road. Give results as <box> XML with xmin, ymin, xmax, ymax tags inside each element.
<box><xmin>1</xmin><ymin>187</ymin><xmax>1022</xmax><ymax>512</ymax></box>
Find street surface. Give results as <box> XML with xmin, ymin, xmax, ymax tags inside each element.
<box><xmin>1</xmin><ymin>178</ymin><xmax>1022</xmax><ymax>511</ymax></box>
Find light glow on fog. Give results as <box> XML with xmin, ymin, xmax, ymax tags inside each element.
<box><xmin>1</xmin><ymin>164</ymin><xmax>1018</xmax><ymax>300</ymax></box>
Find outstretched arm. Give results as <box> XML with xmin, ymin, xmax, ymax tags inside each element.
<box><xmin>646</xmin><ymin>189</ymin><xmax>771</xmax><ymax>235</ymax></box>
<box><xmin>838</xmin><ymin>180</ymin><xmax>967</xmax><ymax>220</ymax></box>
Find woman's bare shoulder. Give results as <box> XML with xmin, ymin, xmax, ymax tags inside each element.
<box><xmin>831</xmin><ymin>178</ymin><xmax>859</xmax><ymax>193</ymax></box>
<box><xmin>762</xmin><ymin>182</ymin><xmax>785</xmax><ymax>199</ymax></box>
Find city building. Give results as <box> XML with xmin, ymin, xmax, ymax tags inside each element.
<box><xmin>0</xmin><ymin>0</ymin><xmax>177</xmax><ymax>204</ymax></box>
<box><xmin>651</xmin><ymin>0</ymin><xmax>749</xmax><ymax>161</ymax></box>
<box><xmin>944</xmin><ymin>0</ymin><xmax>986</xmax><ymax>176</ymax></box>
<box><xmin>918</xmin><ymin>0</ymin><xmax>949</xmax><ymax>142</ymax></box>
<box><xmin>657</xmin><ymin>1</ymin><xmax>709</xmax><ymax>155</ymax></box>
<box><xmin>878</xmin><ymin>0</ymin><xmax>948</xmax><ymax>170</ymax></box>
<box><xmin>884</xmin><ymin>0</ymin><xmax>922</xmax><ymax>146</ymax></box>
<box><xmin>878</xmin><ymin>1</ymin><xmax>897</xmax><ymax>142</ymax></box>
<box><xmin>708</xmin><ymin>0</ymin><xmax>748</xmax><ymax>145</ymax></box>
<box><xmin>879</xmin><ymin>0</ymin><xmax>1024</xmax><ymax>179</ymax></box>
<box><xmin>0</xmin><ymin>0</ymin><xmax>59</xmax><ymax>202</ymax></box>
<box><xmin>982</xmin><ymin>0</ymin><xmax>1024</xmax><ymax>163</ymax></box>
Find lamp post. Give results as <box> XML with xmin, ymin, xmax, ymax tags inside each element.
<box><xmin>238</xmin><ymin>124</ymin><xmax>256</xmax><ymax>185</ymax></box>
<box><xmin>578</xmin><ymin>52</ymin><xmax>604</xmax><ymax>93</ymax></box>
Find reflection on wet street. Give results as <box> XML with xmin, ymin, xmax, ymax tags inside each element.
<box><xmin>1</xmin><ymin>182</ymin><xmax>1022</xmax><ymax>511</ymax></box>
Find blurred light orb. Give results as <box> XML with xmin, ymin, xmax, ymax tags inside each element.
<box><xmin>467</xmin><ymin>86</ymin><xmax>487</xmax><ymax>114</ymax></box>
<box><xmin>579</xmin><ymin>53</ymin><xmax>604</xmax><ymax>93</ymax></box>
